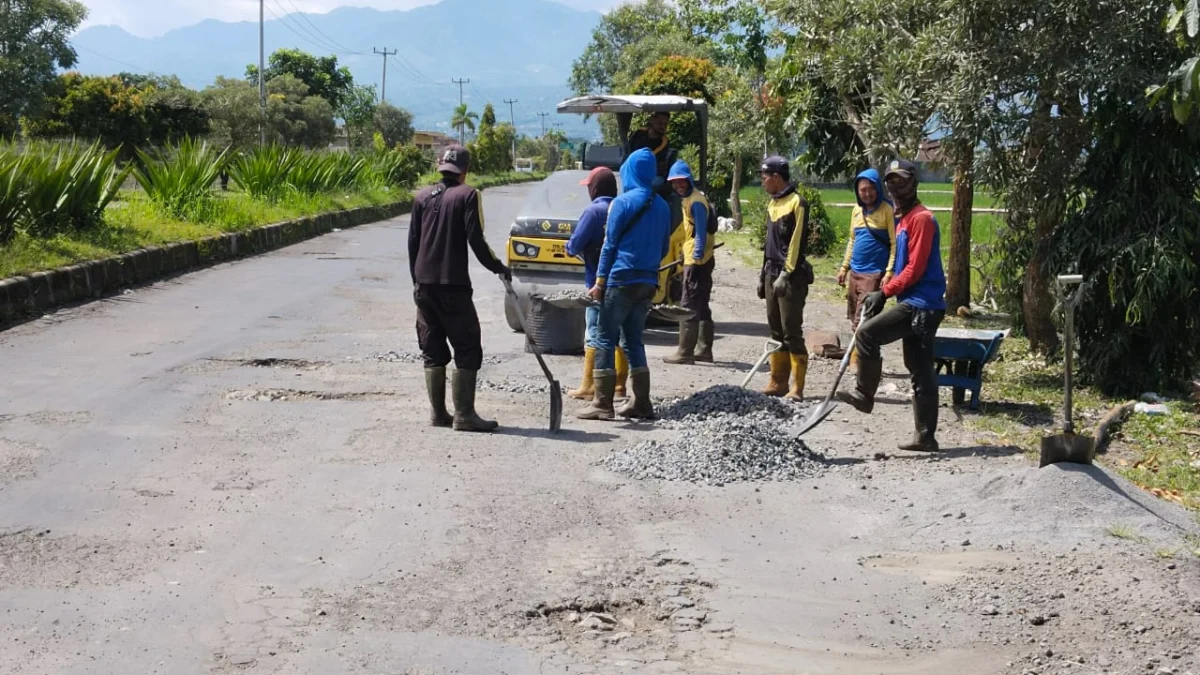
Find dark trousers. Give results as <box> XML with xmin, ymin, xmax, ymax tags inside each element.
<box><xmin>856</xmin><ymin>301</ymin><xmax>945</xmax><ymax>396</ymax></box>
<box><xmin>414</xmin><ymin>284</ymin><xmax>483</xmax><ymax>370</ymax></box>
<box><xmin>765</xmin><ymin>277</ymin><xmax>809</xmax><ymax>355</ymax></box>
<box><xmin>681</xmin><ymin>260</ymin><xmax>714</xmax><ymax>322</ymax></box>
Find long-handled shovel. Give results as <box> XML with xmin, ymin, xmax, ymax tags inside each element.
<box><xmin>1039</xmin><ymin>275</ymin><xmax>1094</xmax><ymax>467</ymax></box>
<box><xmin>796</xmin><ymin>306</ymin><xmax>869</xmax><ymax>437</ymax></box>
<box><xmin>502</xmin><ymin>278</ymin><xmax>563</xmax><ymax>433</ymax></box>
<box><xmin>741</xmin><ymin>339</ymin><xmax>783</xmax><ymax>389</ymax></box>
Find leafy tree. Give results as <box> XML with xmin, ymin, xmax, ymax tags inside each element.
<box><xmin>1149</xmin><ymin>0</ymin><xmax>1200</xmax><ymax>121</ymax></box>
<box><xmin>264</xmin><ymin>74</ymin><xmax>335</xmax><ymax>148</ymax></box>
<box><xmin>470</xmin><ymin>104</ymin><xmax>515</xmax><ymax>174</ymax></box>
<box><xmin>201</xmin><ymin>76</ymin><xmax>260</xmax><ymax>152</ymax></box>
<box><xmin>374</xmin><ymin>102</ymin><xmax>414</xmax><ymax>148</ymax></box>
<box><xmin>247</xmin><ymin>48</ymin><xmax>354</xmax><ymax>110</ymax></box>
<box><xmin>569</xmin><ymin>0</ymin><xmax>680</xmax><ymax>96</ymax></box>
<box><xmin>450</xmin><ymin>104</ymin><xmax>478</xmax><ymax>144</ymax></box>
<box><xmin>341</xmin><ymin>84</ymin><xmax>378</xmax><ymax>150</ymax></box>
<box><xmin>0</xmin><ymin>0</ymin><xmax>87</xmax><ymax>137</ymax></box>
<box><xmin>22</xmin><ymin>73</ymin><xmax>152</xmax><ymax>153</ymax></box>
<box><xmin>143</xmin><ymin>77</ymin><xmax>210</xmax><ymax>144</ymax></box>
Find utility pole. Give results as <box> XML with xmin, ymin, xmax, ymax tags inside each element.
<box><xmin>258</xmin><ymin>0</ymin><xmax>266</xmax><ymax>146</ymax></box>
<box><xmin>451</xmin><ymin>77</ymin><xmax>470</xmax><ymax>144</ymax></box>
<box><xmin>373</xmin><ymin>48</ymin><xmax>397</xmax><ymax>104</ymax></box>
<box><xmin>503</xmin><ymin>98</ymin><xmax>518</xmax><ymax>170</ymax></box>
<box><xmin>537</xmin><ymin>112</ymin><xmax>550</xmax><ymax>137</ymax></box>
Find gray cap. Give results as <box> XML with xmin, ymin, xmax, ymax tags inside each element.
<box><xmin>438</xmin><ymin>145</ymin><xmax>470</xmax><ymax>174</ymax></box>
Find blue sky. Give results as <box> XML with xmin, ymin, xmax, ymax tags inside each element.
<box><xmin>79</xmin><ymin>0</ymin><xmax>621</xmax><ymax>38</ymax></box>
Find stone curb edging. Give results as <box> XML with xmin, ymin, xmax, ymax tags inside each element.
<box><xmin>0</xmin><ymin>200</ymin><xmax>410</xmax><ymax>327</ymax></box>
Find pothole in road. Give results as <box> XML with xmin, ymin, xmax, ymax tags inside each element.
<box><xmin>206</xmin><ymin>357</ymin><xmax>331</xmax><ymax>370</ymax></box>
<box><xmin>223</xmin><ymin>389</ymin><xmax>395</xmax><ymax>402</ymax></box>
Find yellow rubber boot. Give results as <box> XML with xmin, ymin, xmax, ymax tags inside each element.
<box><xmin>761</xmin><ymin>351</ymin><xmax>790</xmax><ymax>397</ymax></box>
<box><xmin>569</xmin><ymin>347</ymin><xmax>596</xmax><ymax>400</ymax></box>
<box><xmin>849</xmin><ymin>346</ymin><xmax>859</xmax><ymax>369</ymax></box>
<box><xmin>786</xmin><ymin>353</ymin><xmax>808</xmax><ymax>401</ymax></box>
<box><xmin>614</xmin><ymin>348</ymin><xmax>629</xmax><ymax>399</ymax></box>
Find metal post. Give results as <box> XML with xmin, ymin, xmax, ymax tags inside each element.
<box><xmin>503</xmin><ymin>97</ymin><xmax>518</xmax><ymax>171</ymax></box>
<box><xmin>452</xmin><ymin>77</ymin><xmax>470</xmax><ymax>144</ymax></box>
<box><xmin>259</xmin><ymin>0</ymin><xmax>266</xmax><ymax>146</ymax></box>
<box><xmin>373</xmin><ymin>48</ymin><xmax>397</xmax><ymax>104</ymax></box>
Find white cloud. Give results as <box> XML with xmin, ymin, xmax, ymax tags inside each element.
<box><xmin>79</xmin><ymin>0</ymin><xmax>621</xmax><ymax>38</ymax></box>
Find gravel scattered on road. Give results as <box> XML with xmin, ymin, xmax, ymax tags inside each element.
<box><xmin>603</xmin><ymin>412</ymin><xmax>826</xmax><ymax>485</ymax></box>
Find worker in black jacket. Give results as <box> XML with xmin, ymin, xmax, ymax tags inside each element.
<box><xmin>408</xmin><ymin>145</ymin><xmax>511</xmax><ymax>432</ymax></box>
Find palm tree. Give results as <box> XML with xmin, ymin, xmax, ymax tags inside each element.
<box><xmin>451</xmin><ymin>104</ymin><xmax>479</xmax><ymax>145</ymax></box>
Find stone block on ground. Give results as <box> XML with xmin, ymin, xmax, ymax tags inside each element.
<box><xmin>806</xmin><ymin>329</ymin><xmax>844</xmax><ymax>359</ymax></box>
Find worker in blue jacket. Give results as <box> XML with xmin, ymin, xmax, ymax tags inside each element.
<box><xmin>579</xmin><ymin>149</ymin><xmax>672</xmax><ymax>421</ymax></box>
<box><xmin>565</xmin><ymin>167</ymin><xmax>628</xmax><ymax>401</ymax></box>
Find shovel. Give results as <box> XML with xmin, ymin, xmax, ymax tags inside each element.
<box><xmin>741</xmin><ymin>339</ymin><xmax>784</xmax><ymax>388</ymax></box>
<box><xmin>1039</xmin><ymin>275</ymin><xmax>1094</xmax><ymax>467</ymax></box>
<box><xmin>502</xmin><ymin>278</ymin><xmax>563</xmax><ymax>433</ymax></box>
<box><xmin>796</xmin><ymin>306</ymin><xmax>870</xmax><ymax>437</ymax></box>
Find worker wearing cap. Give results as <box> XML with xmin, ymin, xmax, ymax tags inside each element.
<box><xmin>837</xmin><ymin>168</ymin><xmax>897</xmax><ymax>365</ymax></box>
<box><xmin>579</xmin><ymin>148</ymin><xmax>672</xmax><ymax>421</ymax></box>
<box><xmin>838</xmin><ymin>159</ymin><xmax>947</xmax><ymax>452</ymax></box>
<box><xmin>757</xmin><ymin>155</ymin><xmax>812</xmax><ymax>401</ymax></box>
<box><xmin>409</xmin><ymin>145</ymin><xmax>511</xmax><ymax>433</ymax></box>
<box><xmin>663</xmin><ymin>159</ymin><xmax>717</xmax><ymax>365</ymax></box>
<box><xmin>565</xmin><ymin>166</ymin><xmax>630</xmax><ymax>401</ymax></box>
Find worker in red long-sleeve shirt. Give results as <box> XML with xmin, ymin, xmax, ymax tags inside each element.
<box><xmin>837</xmin><ymin>159</ymin><xmax>947</xmax><ymax>452</ymax></box>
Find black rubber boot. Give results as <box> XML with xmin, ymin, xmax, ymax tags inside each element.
<box><xmin>694</xmin><ymin>321</ymin><xmax>715</xmax><ymax>363</ymax></box>
<box><xmin>898</xmin><ymin>395</ymin><xmax>940</xmax><ymax>452</ymax></box>
<box><xmin>424</xmin><ymin>366</ymin><xmax>453</xmax><ymax>428</ymax></box>
<box><xmin>451</xmin><ymin>369</ymin><xmax>498</xmax><ymax>432</ymax></box>
<box><xmin>836</xmin><ymin>357</ymin><xmax>883</xmax><ymax>414</ymax></box>
<box><xmin>663</xmin><ymin>322</ymin><xmax>698</xmax><ymax>365</ymax></box>
<box><xmin>617</xmin><ymin>367</ymin><xmax>656</xmax><ymax>420</ymax></box>
<box><xmin>577</xmin><ymin>369</ymin><xmax>616</xmax><ymax>421</ymax></box>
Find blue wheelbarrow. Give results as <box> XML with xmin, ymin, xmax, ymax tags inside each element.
<box><xmin>932</xmin><ymin>328</ymin><xmax>1009</xmax><ymax>410</ymax></box>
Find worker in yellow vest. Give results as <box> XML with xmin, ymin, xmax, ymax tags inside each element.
<box><xmin>663</xmin><ymin>160</ymin><xmax>717</xmax><ymax>364</ymax></box>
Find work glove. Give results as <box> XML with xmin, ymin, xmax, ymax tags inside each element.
<box><xmin>756</xmin><ymin>274</ymin><xmax>766</xmax><ymax>300</ymax></box>
<box><xmin>863</xmin><ymin>290</ymin><xmax>886</xmax><ymax>319</ymax></box>
<box><xmin>497</xmin><ymin>265</ymin><xmax>512</xmax><ymax>282</ymax></box>
<box><xmin>772</xmin><ymin>272</ymin><xmax>790</xmax><ymax>298</ymax></box>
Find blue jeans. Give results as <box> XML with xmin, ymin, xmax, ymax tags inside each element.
<box><xmin>596</xmin><ymin>283</ymin><xmax>655</xmax><ymax>370</ymax></box>
<box><xmin>585</xmin><ymin>305</ymin><xmax>600</xmax><ymax>348</ymax></box>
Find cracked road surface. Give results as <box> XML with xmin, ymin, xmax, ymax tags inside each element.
<box><xmin>2</xmin><ymin>183</ymin><xmax>1198</xmax><ymax>675</ymax></box>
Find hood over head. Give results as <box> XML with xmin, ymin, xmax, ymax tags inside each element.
<box><xmin>581</xmin><ymin>166</ymin><xmax>618</xmax><ymax>201</ymax></box>
<box><xmin>620</xmin><ymin>148</ymin><xmax>657</xmax><ymax>194</ymax></box>
<box><xmin>666</xmin><ymin>160</ymin><xmax>695</xmax><ymax>188</ymax></box>
<box><xmin>854</xmin><ymin>168</ymin><xmax>889</xmax><ymax>210</ymax></box>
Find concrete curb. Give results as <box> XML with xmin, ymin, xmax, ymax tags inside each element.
<box><xmin>0</xmin><ymin>200</ymin><xmax>410</xmax><ymax>327</ymax></box>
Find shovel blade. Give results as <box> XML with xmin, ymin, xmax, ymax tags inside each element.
<box><xmin>649</xmin><ymin>306</ymin><xmax>696</xmax><ymax>323</ymax></box>
<box><xmin>1038</xmin><ymin>433</ymin><xmax>1095</xmax><ymax>468</ymax></box>
<box><xmin>796</xmin><ymin>400</ymin><xmax>838</xmax><ymax>437</ymax></box>
<box><xmin>549</xmin><ymin>382</ymin><xmax>563</xmax><ymax>433</ymax></box>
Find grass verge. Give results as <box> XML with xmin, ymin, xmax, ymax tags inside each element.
<box><xmin>0</xmin><ymin>172</ymin><xmax>544</xmax><ymax>280</ymax></box>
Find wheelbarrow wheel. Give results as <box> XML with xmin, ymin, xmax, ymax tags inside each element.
<box><xmin>952</xmin><ymin>361</ymin><xmax>969</xmax><ymax>406</ymax></box>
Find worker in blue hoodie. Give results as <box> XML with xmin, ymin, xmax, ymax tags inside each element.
<box><xmin>580</xmin><ymin>148</ymin><xmax>672</xmax><ymax>421</ymax></box>
<box><xmin>837</xmin><ymin>168</ymin><xmax>896</xmax><ymax>363</ymax></box>
<box><xmin>662</xmin><ymin>160</ymin><xmax>717</xmax><ymax>365</ymax></box>
<box><xmin>565</xmin><ymin>166</ymin><xmax>628</xmax><ymax>401</ymax></box>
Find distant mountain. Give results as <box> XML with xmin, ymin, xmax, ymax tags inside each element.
<box><xmin>70</xmin><ymin>0</ymin><xmax>601</xmax><ymax>138</ymax></box>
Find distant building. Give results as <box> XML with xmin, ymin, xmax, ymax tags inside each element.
<box><xmin>412</xmin><ymin>130</ymin><xmax>456</xmax><ymax>154</ymax></box>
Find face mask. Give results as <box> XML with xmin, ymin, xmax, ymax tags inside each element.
<box><xmin>889</xmin><ymin>177</ymin><xmax>918</xmax><ymax>208</ymax></box>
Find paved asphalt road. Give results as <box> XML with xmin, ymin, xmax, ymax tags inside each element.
<box><xmin>3</xmin><ymin>182</ymin><xmax>1197</xmax><ymax>675</ymax></box>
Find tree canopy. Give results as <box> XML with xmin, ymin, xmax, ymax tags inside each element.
<box><xmin>0</xmin><ymin>0</ymin><xmax>87</xmax><ymax>137</ymax></box>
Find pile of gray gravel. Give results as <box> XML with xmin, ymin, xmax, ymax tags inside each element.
<box><xmin>655</xmin><ymin>385</ymin><xmax>800</xmax><ymax>428</ymax></box>
<box><xmin>603</xmin><ymin>413</ymin><xmax>825</xmax><ymax>485</ymax></box>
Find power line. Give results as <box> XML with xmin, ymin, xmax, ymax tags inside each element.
<box><xmin>372</xmin><ymin>47</ymin><xmax>397</xmax><ymax>104</ymax></box>
<box><xmin>264</xmin><ymin>1</ymin><xmax>353</xmax><ymax>56</ymax></box>
<box><xmin>74</xmin><ymin>45</ymin><xmax>151</xmax><ymax>74</ymax></box>
<box><xmin>280</xmin><ymin>0</ymin><xmax>364</xmax><ymax>55</ymax></box>
<box><xmin>392</xmin><ymin>51</ymin><xmax>438</xmax><ymax>86</ymax></box>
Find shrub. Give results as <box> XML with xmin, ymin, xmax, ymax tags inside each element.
<box><xmin>16</xmin><ymin>140</ymin><xmax>128</xmax><ymax>235</ymax></box>
<box><xmin>133</xmin><ymin>137</ymin><xmax>228</xmax><ymax>220</ymax></box>
<box><xmin>744</xmin><ymin>183</ymin><xmax>836</xmax><ymax>257</ymax></box>
<box><xmin>0</xmin><ymin>152</ymin><xmax>23</xmax><ymax>243</ymax></box>
<box><xmin>230</xmin><ymin>146</ymin><xmax>373</xmax><ymax>201</ymax></box>
<box><xmin>229</xmin><ymin>145</ymin><xmax>301</xmax><ymax>201</ymax></box>
<box><xmin>365</xmin><ymin>145</ymin><xmax>428</xmax><ymax>189</ymax></box>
